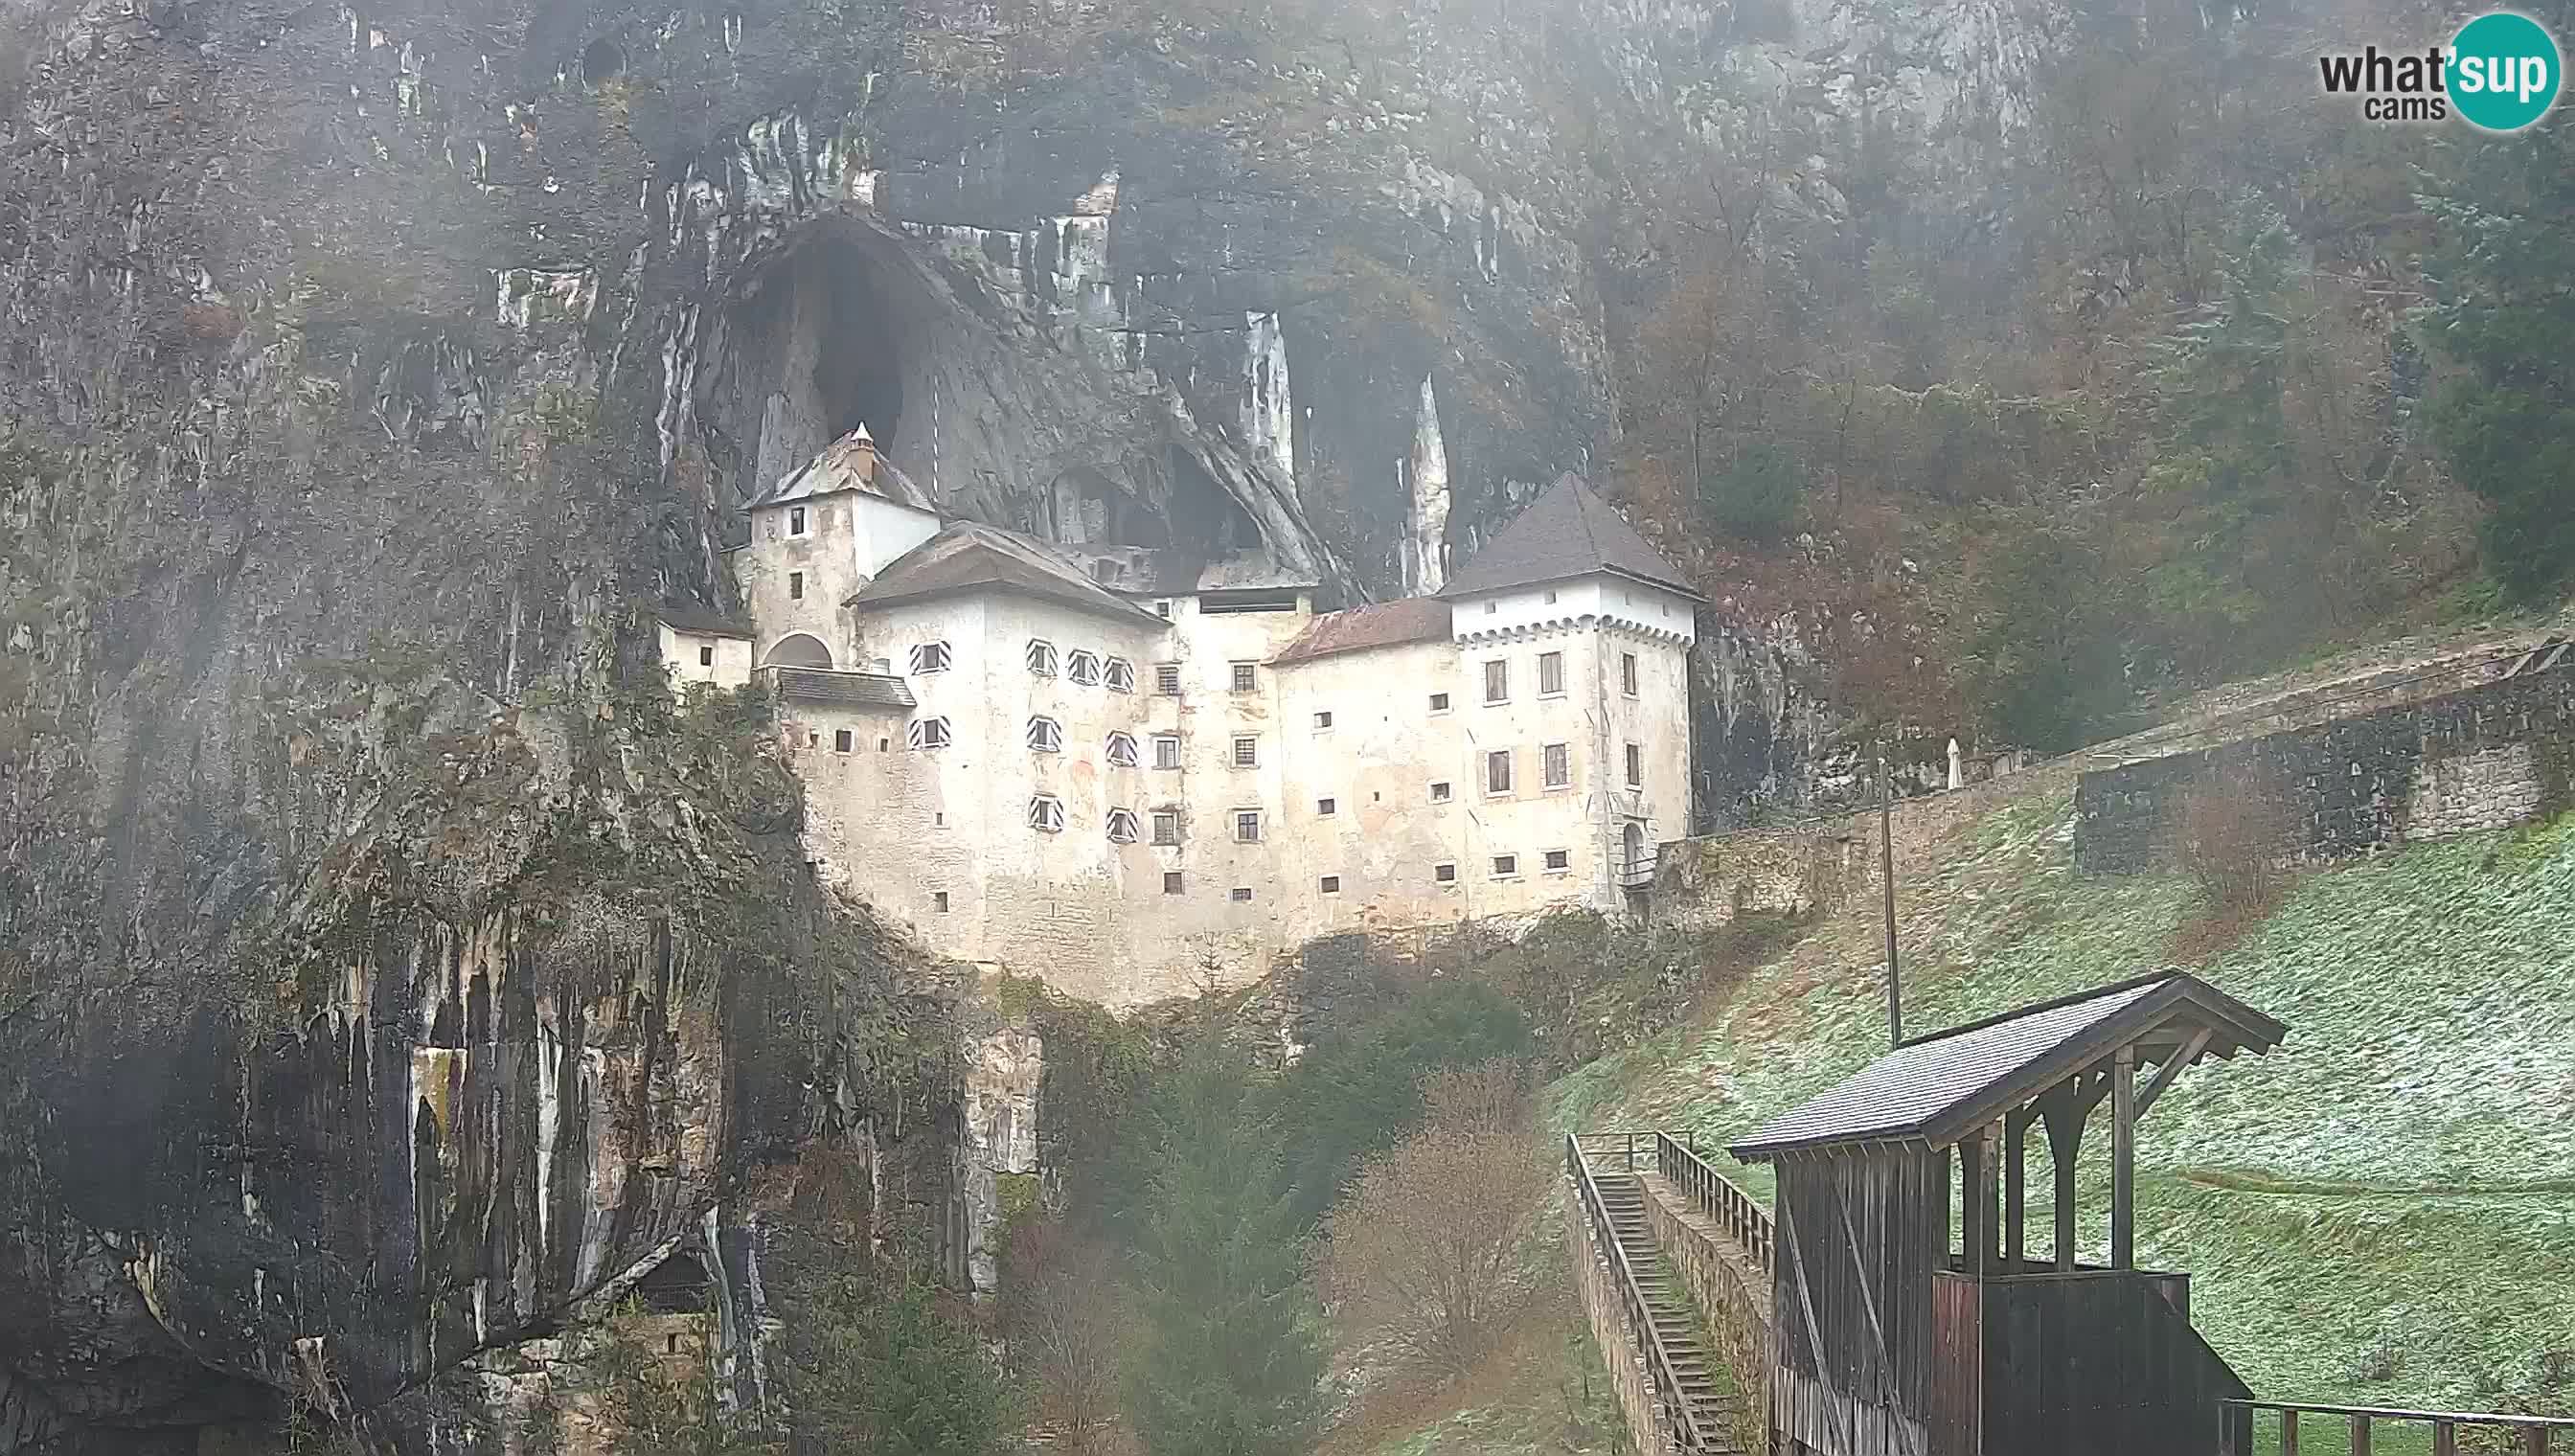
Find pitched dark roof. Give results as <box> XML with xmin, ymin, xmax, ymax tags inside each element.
<box><xmin>766</xmin><ymin>666</ymin><xmax>917</xmax><ymax>710</ymax></box>
<box><xmin>1728</xmin><ymin>971</ymin><xmax>2288</xmax><ymax>1162</ymax></box>
<box><xmin>848</xmin><ymin>523</ymin><xmax>1167</xmax><ymax>626</ymax></box>
<box><xmin>755</xmin><ymin>424</ymin><xmax>936</xmax><ymax>513</ymax></box>
<box><xmin>1271</xmin><ymin>597</ymin><xmax>1451</xmax><ymax>667</ymax></box>
<box><xmin>1439</xmin><ymin>473</ymin><xmax>1700</xmax><ymax>602</ymax></box>
<box><xmin>655</xmin><ymin>603</ymin><xmax>755</xmax><ymax>639</ymax></box>
<box><xmin>1058</xmin><ymin>546</ymin><xmax>1319</xmax><ymax>596</ymax></box>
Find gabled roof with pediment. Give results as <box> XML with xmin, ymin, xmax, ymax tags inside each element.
<box><xmin>847</xmin><ymin>522</ymin><xmax>1166</xmax><ymax>627</ymax></box>
<box><xmin>1438</xmin><ymin>473</ymin><xmax>1700</xmax><ymax>602</ymax></box>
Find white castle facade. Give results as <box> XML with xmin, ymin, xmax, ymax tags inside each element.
<box><xmin>661</xmin><ymin>425</ymin><xmax>1700</xmax><ymax>1008</ymax></box>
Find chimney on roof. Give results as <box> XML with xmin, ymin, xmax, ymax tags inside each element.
<box><xmin>850</xmin><ymin>422</ymin><xmax>877</xmax><ymax>484</ymax></box>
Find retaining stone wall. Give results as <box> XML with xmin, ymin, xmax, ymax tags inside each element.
<box><xmin>1563</xmin><ymin>1182</ymin><xmax>1681</xmax><ymax>1456</ymax></box>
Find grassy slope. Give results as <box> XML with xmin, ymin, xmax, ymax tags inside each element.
<box><xmin>1550</xmin><ymin>789</ymin><xmax>2575</xmax><ymax>1416</ymax></box>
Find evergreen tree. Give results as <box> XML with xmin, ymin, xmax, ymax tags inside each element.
<box><xmin>1119</xmin><ymin>1047</ymin><xmax>1327</xmax><ymax>1456</ymax></box>
<box><xmin>2423</xmin><ymin>42</ymin><xmax>2575</xmax><ymax>603</ymax></box>
<box><xmin>781</xmin><ymin>1259</ymin><xmax>1020</xmax><ymax>1456</ymax></box>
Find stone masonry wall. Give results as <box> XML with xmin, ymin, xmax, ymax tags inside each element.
<box><xmin>1640</xmin><ymin>1175</ymin><xmax>1770</xmax><ymax>1456</ymax></box>
<box><xmin>2074</xmin><ymin>659</ymin><xmax>2575</xmax><ymax>875</ymax></box>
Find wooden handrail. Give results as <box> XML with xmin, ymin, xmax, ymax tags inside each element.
<box><xmin>1564</xmin><ymin>1133</ymin><xmax>1713</xmax><ymax>1451</ymax></box>
<box><xmin>2222</xmin><ymin>1399</ymin><xmax>2572</xmax><ymax>1456</ymax></box>
<box><xmin>1653</xmin><ymin>1132</ymin><xmax>1774</xmax><ymax>1275</ymax></box>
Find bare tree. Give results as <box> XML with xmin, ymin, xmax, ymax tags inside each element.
<box><xmin>2169</xmin><ymin>764</ymin><xmax>2295</xmax><ymax>914</ymax></box>
<box><xmin>1317</xmin><ymin>1062</ymin><xmax>1552</xmax><ymax>1375</ymax></box>
<box><xmin>1002</xmin><ymin>1219</ymin><xmax>1132</xmax><ymax>1453</ymax></box>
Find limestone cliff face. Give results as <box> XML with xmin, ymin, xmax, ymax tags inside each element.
<box><xmin>0</xmin><ymin>0</ymin><xmax>2055</xmax><ymax>1440</ymax></box>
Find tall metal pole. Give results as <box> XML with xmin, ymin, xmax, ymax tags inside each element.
<box><xmin>1880</xmin><ymin>746</ymin><xmax>1903</xmax><ymax>1046</ymax></box>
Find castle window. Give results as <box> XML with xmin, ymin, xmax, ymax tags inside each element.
<box><xmin>1233</xmin><ymin>736</ymin><xmax>1259</xmax><ymax>768</ymax></box>
<box><xmin>834</xmin><ymin>729</ymin><xmax>855</xmax><ymax>753</ymax></box>
<box><xmin>1313</xmin><ymin>710</ymin><xmax>1333</xmax><ymax>730</ymax></box>
<box><xmin>1230</xmin><ymin>661</ymin><xmax>1257</xmax><ymax>693</ymax></box>
<box><xmin>910</xmin><ymin>641</ymin><xmax>951</xmax><ymax>674</ymax></box>
<box><xmin>1068</xmin><ymin>650</ymin><xmax>1102</xmax><ymax>686</ymax></box>
<box><xmin>1435</xmin><ymin>862</ymin><xmax>1457</xmax><ymax>883</ymax></box>
<box><xmin>698</xmin><ymin>645</ymin><xmax>714</xmax><ymax>667</ymax></box>
<box><xmin>1106</xmin><ymin>808</ymin><xmax>1140</xmax><ymax>844</ymax></box>
<box><xmin>1543</xmin><ymin>742</ymin><xmax>1569</xmax><ymax>788</ymax></box>
<box><xmin>1319</xmin><ymin>876</ymin><xmax>1340</xmax><ymax>894</ymax></box>
<box><xmin>1429</xmin><ymin>781</ymin><xmax>1451</xmax><ymax>803</ymax></box>
<box><xmin>1164</xmin><ymin>871</ymin><xmax>1184</xmax><ymax>894</ymax></box>
<box><xmin>789</xmin><ymin>505</ymin><xmax>808</xmax><ymax>535</ymax></box>
<box><xmin>878</xmin><ymin>737</ymin><xmax>890</xmax><ymax>751</ymax></box>
<box><xmin>1028</xmin><ymin>795</ymin><xmax>1065</xmax><ymax>832</ymax></box>
<box><xmin>1539</xmin><ymin>651</ymin><xmax>1564</xmax><ymax>696</ymax></box>
<box><xmin>1544</xmin><ymin>849</ymin><xmax>1571</xmax><ymax>873</ymax></box>
<box><xmin>1027</xmin><ymin>639</ymin><xmax>1058</xmax><ymax>676</ymax></box>
<box><xmin>788</xmin><ymin>571</ymin><xmax>806</xmax><ymax>601</ymax></box>
<box><xmin>1155</xmin><ymin>600</ymin><xmax>1174</xmax><ymax>619</ymax></box>
<box><xmin>1544</xmin><ymin>588</ymin><xmax>1558</xmax><ymax>604</ymax></box>
<box><xmin>1483</xmin><ymin>659</ymin><xmax>1509</xmax><ymax>703</ymax></box>
<box><xmin>1152</xmin><ymin>808</ymin><xmax>1181</xmax><ymax>845</ymax></box>
<box><xmin>1316</xmin><ymin>797</ymin><xmax>1335</xmax><ymax>816</ymax></box>
<box><xmin>1153</xmin><ymin>735</ymin><xmax>1182</xmax><ymax>770</ymax></box>
<box><xmin>933</xmin><ymin>891</ymin><xmax>950</xmax><ymax>913</ymax></box>
<box><xmin>1487</xmin><ymin>749</ymin><xmax>1514</xmax><ymax>795</ymax></box>
<box><xmin>1626</xmin><ymin>742</ymin><xmax>1643</xmax><ymax>787</ymax></box>
<box><xmin>1428</xmin><ymin>692</ymin><xmax>1449</xmax><ymax>713</ymax></box>
<box><xmin>1234</xmin><ymin>809</ymin><xmax>1261</xmax><ymax>843</ymax></box>
<box><xmin>1621</xmin><ymin>652</ymin><xmax>1638</xmax><ymax>696</ymax></box>
<box><xmin>1483</xmin><ymin>601</ymin><xmax>1497</xmax><ymax>615</ymax></box>
<box><xmin>1106</xmin><ymin>732</ymin><xmax>1139</xmax><ymax>767</ymax></box>
<box><xmin>1027</xmin><ymin>716</ymin><xmax>1062</xmax><ymax>753</ymax></box>
<box><xmin>1105</xmin><ymin>657</ymin><xmax>1135</xmax><ymax>693</ymax></box>
<box><xmin>907</xmin><ymin>717</ymin><xmax>951</xmax><ymax>750</ymax></box>
<box><xmin>1155</xmin><ymin>663</ymin><xmax>1182</xmax><ymax>695</ymax></box>
<box><xmin>1230</xmin><ymin>886</ymin><xmax>1254</xmax><ymax>902</ymax></box>
<box><xmin>1493</xmin><ymin>853</ymin><xmax>1518</xmax><ymax>877</ymax></box>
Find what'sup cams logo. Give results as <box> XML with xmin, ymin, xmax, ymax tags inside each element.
<box><xmin>2319</xmin><ymin>11</ymin><xmax>2562</xmax><ymax>130</ymax></box>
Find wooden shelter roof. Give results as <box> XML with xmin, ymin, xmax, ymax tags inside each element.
<box><xmin>1729</xmin><ymin>971</ymin><xmax>2286</xmax><ymax>1162</ymax></box>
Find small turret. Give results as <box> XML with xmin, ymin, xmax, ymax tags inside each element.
<box><xmin>847</xmin><ymin>421</ymin><xmax>877</xmax><ymax>485</ymax></box>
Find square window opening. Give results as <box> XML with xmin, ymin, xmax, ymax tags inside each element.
<box><xmin>833</xmin><ymin>729</ymin><xmax>854</xmax><ymax>753</ymax></box>
<box><xmin>1544</xmin><ymin>849</ymin><xmax>1571</xmax><ymax>872</ymax></box>
<box><xmin>1163</xmin><ymin>871</ymin><xmax>1184</xmax><ymax>894</ymax></box>
<box><xmin>1493</xmin><ymin>854</ymin><xmax>1517</xmax><ymax>877</ymax></box>
<box><xmin>1319</xmin><ymin>876</ymin><xmax>1340</xmax><ymax>894</ymax></box>
<box><xmin>1428</xmin><ymin>692</ymin><xmax>1450</xmax><ymax>712</ymax></box>
<box><xmin>1234</xmin><ymin>810</ymin><xmax>1262</xmax><ymax>843</ymax></box>
<box><xmin>1434</xmin><ymin>862</ymin><xmax>1457</xmax><ymax>883</ymax></box>
<box><xmin>1233</xmin><ymin>737</ymin><xmax>1259</xmax><ymax>768</ymax></box>
<box><xmin>1229</xmin><ymin>886</ymin><xmax>1254</xmax><ymax>902</ymax></box>
<box><xmin>1152</xmin><ymin>809</ymin><xmax>1182</xmax><ymax>846</ymax></box>
<box><xmin>1430</xmin><ymin>781</ymin><xmax>1452</xmax><ymax>803</ymax></box>
<box><xmin>1230</xmin><ymin>662</ymin><xmax>1258</xmax><ymax>693</ymax></box>
<box><xmin>1317</xmin><ymin>797</ymin><xmax>1335</xmax><ymax>816</ymax></box>
<box><xmin>1313</xmin><ymin>710</ymin><xmax>1333</xmax><ymax>730</ymax></box>
<box><xmin>697</xmin><ymin>644</ymin><xmax>714</xmax><ymax>667</ymax></box>
<box><xmin>1153</xmin><ymin>735</ymin><xmax>1182</xmax><ymax>770</ymax></box>
<box><xmin>932</xmin><ymin>891</ymin><xmax>949</xmax><ymax>913</ymax></box>
<box><xmin>1155</xmin><ymin>663</ymin><xmax>1183</xmax><ymax>695</ymax></box>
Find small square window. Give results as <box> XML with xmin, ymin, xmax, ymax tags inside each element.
<box><xmin>1434</xmin><ymin>862</ymin><xmax>1457</xmax><ymax>883</ymax></box>
<box><xmin>1234</xmin><ymin>809</ymin><xmax>1262</xmax><ymax>842</ymax></box>
<box><xmin>1484</xmin><ymin>659</ymin><xmax>1509</xmax><ymax>703</ymax></box>
<box><xmin>698</xmin><ymin>645</ymin><xmax>714</xmax><ymax>667</ymax></box>
<box><xmin>1543</xmin><ymin>588</ymin><xmax>1557</xmax><ymax>604</ymax></box>
<box><xmin>1067</xmin><ymin>650</ymin><xmax>1102</xmax><ymax>686</ymax></box>
<box><xmin>1429</xmin><ymin>781</ymin><xmax>1451</xmax><ymax>803</ymax></box>
<box><xmin>1230</xmin><ymin>886</ymin><xmax>1254</xmax><ymax>902</ymax></box>
<box><xmin>1428</xmin><ymin>692</ymin><xmax>1450</xmax><ymax>712</ymax></box>
<box><xmin>878</xmin><ymin>738</ymin><xmax>890</xmax><ymax>751</ymax></box>
<box><xmin>1028</xmin><ymin>716</ymin><xmax>1062</xmax><ymax>753</ymax></box>
<box><xmin>833</xmin><ymin>729</ymin><xmax>854</xmax><ymax>753</ymax></box>
<box><xmin>1539</xmin><ymin>650</ymin><xmax>1564</xmax><ymax>696</ymax></box>
<box><xmin>1233</xmin><ymin>736</ymin><xmax>1258</xmax><ymax>768</ymax></box>
<box><xmin>790</xmin><ymin>505</ymin><xmax>808</xmax><ymax>535</ymax></box>
<box><xmin>1028</xmin><ymin>795</ymin><xmax>1065</xmax><ymax>832</ymax></box>
<box><xmin>1313</xmin><ymin>710</ymin><xmax>1333</xmax><ymax>730</ymax></box>
<box><xmin>910</xmin><ymin>642</ymin><xmax>951</xmax><ymax>674</ymax></box>
<box><xmin>1155</xmin><ymin>663</ymin><xmax>1182</xmax><ymax>695</ymax></box>
<box><xmin>1153</xmin><ymin>735</ymin><xmax>1182</xmax><ymax>770</ymax></box>
<box><xmin>1626</xmin><ymin>742</ymin><xmax>1644</xmax><ymax>787</ymax></box>
<box><xmin>1544</xmin><ymin>849</ymin><xmax>1571</xmax><ymax>872</ymax></box>
<box><xmin>907</xmin><ymin>717</ymin><xmax>951</xmax><ymax>750</ymax></box>
<box><xmin>1493</xmin><ymin>854</ymin><xmax>1517</xmax><ymax>877</ymax></box>
<box><xmin>1106</xmin><ymin>732</ymin><xmax>1140</xmax><ymax>767</ymax></box>
<box><xmin>1164</xmin><ymin>871</ymin><xmax>1184</xmax><ymax>894</ymax></box>
<box><xmin>1544</xmin><ymin>741</ymin><xmax>1569</xmax><ymax>787</ymax></box>
<box><xmin>1155</xmin><ymin>600</ymin><xmax>1174</xmax><ymax>618</ymax></box>
<box><xmin>1106</xmin><ymin>808</ymin><xmax>1140</xmax><ymax>844</ymax></box>
<box><xmin>1487</xmin><ymin>749</ymin><xmax>1514</xmax><ymax>795</ymax></box>
<box><xmin>933</xmin><ymin>891</ymin><xmax>950</xmax><ymax>913</ymax></box>
<box><xmin>1152</xmin><ymin>809</ymin><xmax>1181</xmax><ymax>846</ymax></box>
<box><xmin>1105</xmin><ymin>657</ymin><xmax>1135</xmax><ymax>693</ymax></box>
<box><xmin>1621</xmin><ymin>652</ymin><xmax>1638</xmax><ymax>696</ymax></box>
<box><xmin>788</xmin><ymin>571</ymin><xmax>805</xmax><ymax>601</ymax></box>
<box><xmin>1027</xmin><ymin>639</ymin><xmax>1058</xmax><ymax>676</ymax></box>
<box><xmin>1317</xmin><ymin>797</ymin><xmax>1335</xmax><ymax>816</ymax></box>
<box><xmin>1231</xmin><ymin>662</ymin><xmax>1257</xmax><ymax>693</ymax></box>
<box><xmin>1319</xmin><ymin>876</ymin><xmax>1340</xmax><ymax>894</ymax></box>
<box><xmin>1483</xmin><ymin>601</ymin><xmax>1497</xmax><ymax>615</ymax></box>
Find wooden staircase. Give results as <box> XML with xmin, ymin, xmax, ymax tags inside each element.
<box><xmin>1593</xmin><ymin>1172</ymin><xmax>1737</xmax><ymax>1446</ymax></box>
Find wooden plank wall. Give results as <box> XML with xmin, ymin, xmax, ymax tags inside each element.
<box><xmin>1770</xmin><ymin>1149</ymin><xmax>1943</xmax><ymax>1456</ymax></box>
<box><xmin>1973</xmin><ymin>1270</ymin><xmax>2252</xmax><ymax>1455</ymax></box>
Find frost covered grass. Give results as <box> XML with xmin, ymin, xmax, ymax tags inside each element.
<box><xmin>1555</xmin><ymin>790</ymin><xmax>2575</xmax><ymax>1414</ymax></box>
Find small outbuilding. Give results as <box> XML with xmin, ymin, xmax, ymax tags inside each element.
<box><xmin>1729</xmin><ymin>970</ymin><xmax>2288</xmax><ymax>1456</ymax></box>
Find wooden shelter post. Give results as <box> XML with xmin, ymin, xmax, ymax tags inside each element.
<box><xmin>2112</xmin><ymin>1044</ymin><xmax>2137</xmax><ymax>1269</ymax></box>
<box><xmin>2003</xmin><ymin>1108</ymin><xmax>2032</xmax><ymax>1270</ymax></box>
<box><xmin>1964</xmin><ymin>1124</ymin><xmax>2001</xmax><ymax>1274</ymax></box>
<box><xmin>2042</xmin><ymin>1081</ymin><xmax>2083</xmax><ymax>1270</ymax></box>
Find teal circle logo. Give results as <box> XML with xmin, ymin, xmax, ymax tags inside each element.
<box><xmin>2449</xmin><ymin>11</ymin><xmax>2561</xmax><ymax>131</ymax></box>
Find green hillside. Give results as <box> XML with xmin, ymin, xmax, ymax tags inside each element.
<box><xmin>1550</xmin><ymin>788</ymin><xmax>2575</xmax><ymax>1421</ymax></box>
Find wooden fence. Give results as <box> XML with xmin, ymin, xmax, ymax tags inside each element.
<box><xmin>2223</xmin><ymin>1400</ymin><xmax>2575</xmax><ymax>1456</ymax></box>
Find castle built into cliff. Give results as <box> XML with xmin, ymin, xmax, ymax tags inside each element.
<box><xmin>659</xmin><ymin>424</ymin><xmax>1699</xmax><ymax>1006</ymax></box>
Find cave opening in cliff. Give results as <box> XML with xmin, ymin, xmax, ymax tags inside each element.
<box><xmin>723</xmin><ymin>235</ymin><xmax>915</xmax><ymax>498</ymax></box>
